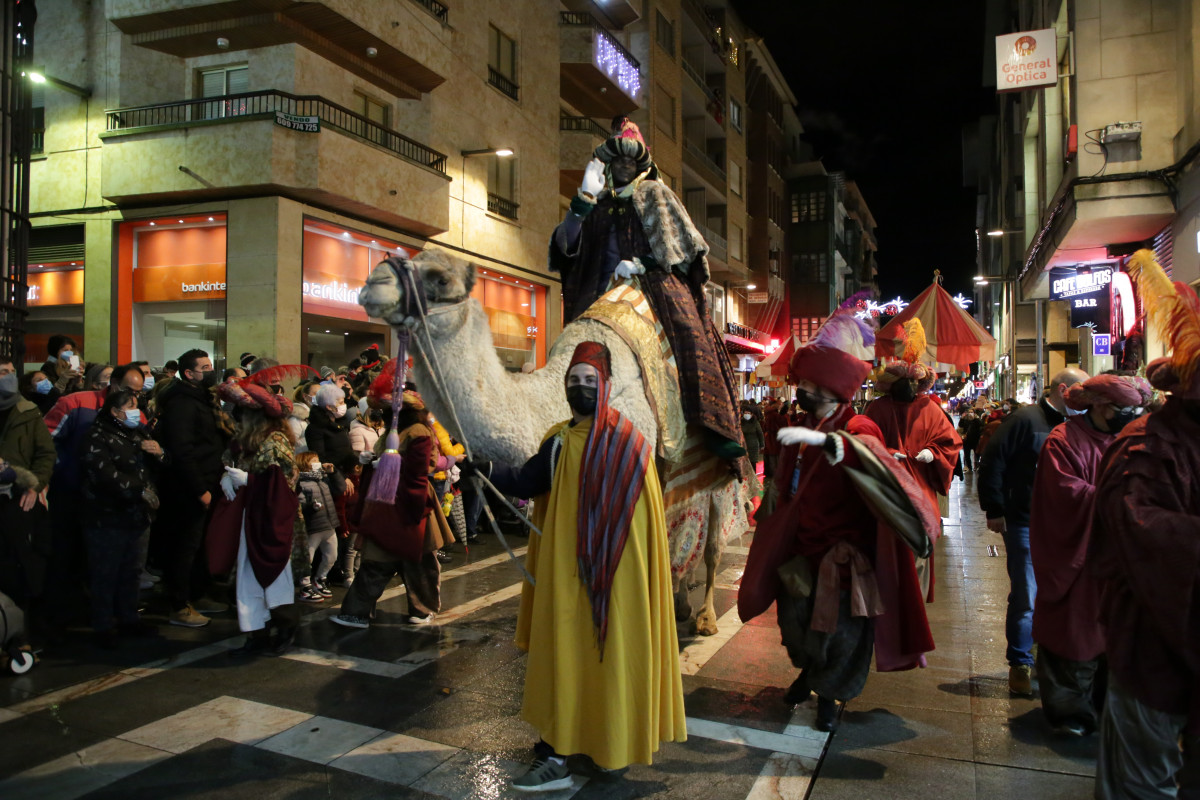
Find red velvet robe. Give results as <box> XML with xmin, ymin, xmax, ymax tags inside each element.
<box><xmin>864</xmin><ymin>394</ymin><xmax>962</xmax><ymax>513</ymax></box>
<box><xmin>739</xmin><ymin>405</ymin><xmax>936</xmax><ymax>672</ymax></box>
<box><xmin>1029</xmin><ymin>417</ymin><xmax>1111</xmax><ymax>661</ymax></box>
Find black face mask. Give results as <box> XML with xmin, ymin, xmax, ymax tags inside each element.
<box><xmin>566</xmin><ymin>385</ymin><xmax>598</xmax><ymax>416</ymax></box>
<box><xmin>795</xmin><ymin>387</ymin><xmax>826</xmax><ymax>414</ymax></box>
<box><xmin>890</xmin><ymin>379</ymin><xmax>917</xmax><ymax>403</ymax></box>
<box><xmin>1107</xmin><ymin>410</ymin><xmax>1141</xmax><ymax>433</ymax></box>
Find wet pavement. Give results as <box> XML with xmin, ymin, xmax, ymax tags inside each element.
<box><xmin>0</xmin><ymin>473</ymin><xmax>1097</xmax><ymax>799</ymax></box>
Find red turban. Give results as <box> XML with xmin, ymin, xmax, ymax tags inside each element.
<box><xmin>1064</xmin><ymin>374</ymin><xmax>1154</xmax><ymax>410</ymax></box>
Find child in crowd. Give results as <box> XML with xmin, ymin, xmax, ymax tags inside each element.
<box><xmin>296</xmin><ymin>451</ymin><xmax>340</xmax><ymax>602</ymax></box>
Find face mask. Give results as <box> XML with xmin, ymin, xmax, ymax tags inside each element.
<box><xmin>743</xmin><ymin>413</ymin><xmax>753</xmax><ymax>421</ymax></box>
<box><xmin>1001</xmin><ymin>405</ymin><xmax>1011</xmax><ymax>413</ymax></box>
<box><xmin>566</xmin><ymin>385</ymin><xmax>598</xmax><ymax>416</ymax></box>
<box><xmin>197</xmin><ymin>370</ymin><xmax>218</xmax><ymax>389</ymax></box>
<box><xmin>59</xmin><ymin>350</ymin><xmax>74</xmax><ymax>361</ymax></box>
<box><xmin>795</xmin><ymin>387</ymin><xmax>827</xmax><ymax>414</ymax></box>
<box><xmin>890</xmin><ymin>380</ymin><xmax>917</xmax><ymax>403</ymax></box>
<box><xmin>1108</xmin><ymin>409</ymin><xmax>1141</xmax><ymax>433</ymax></box>
<box><xmin>142</xmin><ymin>375</ymin><xmax>155</xmax><ymax>392</ymax></box>
<box><xmin>34</xmin><ymin>378</ymin><xmax>52</xmax><ymax>395</ymax></box>
<box><xmin>334</xmin><ymin>403</ymin><xmax>348</xmax><ymax>418</ymax></box>
<box><xmin>1063</xmin><ymin>405</ymin><xmax>1086</xmax><ymax>417</ymax></box>
<box><xmin>122</xmin><ymin>408</ymin><xmax>141</xmax><ymax>428</ymax></box>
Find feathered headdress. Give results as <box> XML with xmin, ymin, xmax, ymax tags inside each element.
<box><xmin>789</xmin><ymin>307</ymin><xmax>878</xmax><ymax>402</ymax></box>
<box><xmin>244</xmin><ymin>364</ymin><xmax>320</xmax><ymax>390</ymax></box>
<box><xmin>871</xmin><ymin>318</ymin><xmax>935</xmax><ymax>394</ymax></box>
<box><xmin>1128</xmin><ymin>249</ymin><xmax>1200</xmax><ymax>397</ymax></box>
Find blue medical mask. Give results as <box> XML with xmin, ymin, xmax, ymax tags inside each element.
<box><xmin>122</xmin><ymin>409</ymin><xmax>141</xmax><ymax>428</ymax></box>
<box><xmin>59</xmin><ymin>350</ymin><xmax>74</xmax><ymax>361</ymax></box>
<box><xmin>142</xmin><ymin>375</ymin><xmax>155</xmax><ymax>392</ymax></box>
<box><xmin>34</xmin><ymin>378</ymin><xmax>52</xmax><ymax>395</ymax></box>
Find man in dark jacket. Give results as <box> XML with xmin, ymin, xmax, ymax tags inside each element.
<box><xmin>978</xmin><ymin>367</ymin><xmax>1087</xmax><ymax>695</ymax></box>
<box><xmin>154</xmin><ymin>349</ymin><xmax>231</xmax><ymax>628</ymax></box>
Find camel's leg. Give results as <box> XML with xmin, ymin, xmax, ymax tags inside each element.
<box><xmin>674</xmin><ymin>574</ymin><xmax>693</xmax><ymax>623</ymax></box>
<box><xmin>692</xmin><ymin>548</ymin><xmax>720</xmax><ymax>636</ymax></box>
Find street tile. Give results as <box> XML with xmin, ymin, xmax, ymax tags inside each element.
<box><xmin>411</xmin><ymin>748</ymin><xmax>586</xmax><ymax>799</ymax></box>
<box><xmin>808</xmin><ymin>747</ymin><xmax>977</xmax><ymax>799</ymax></box>
<box><xmin>0</xmin><ymin>709</ymin><xmax>111</xmax><ymax>779</ymax></box>
<box><xmin>118</xmin><ymin>695</ymin><xmax>311</xmax><ymax>754</ymax></box>
<box><xmin>0</xmin><ymin>736</ymin><xmax>170</xmax><ymax>800</ymax></box>
<box><xmin>974</xmin><ymin>762</ymin><xmax>1095</xmax><ymax>798</ymax></box>
<box><xmin>332</xmin><ymin>730</ymin><xmax>460</xmax><ymax>785</ymax></box>
<box><xmin>258</xmin><ymin>715</ymin><xmax>384</xmax><ymax>765</ymax></box>
<box><xmin>831</xmin><ymin>705</ymin><xmax>975</xmax><ymax>761</ymax></box>
<box><xmin>971</xmin><ymin>709</ymin><xmax>1097</xmax><ymax>777</ymax></box>
<box><xmin>744</xmin><ymin>752</ymin><xmax>819</xmax><ymax>800</ymax></box>
<box><xmin>685</xmin><ymin>716</ymin><xmax>826</xmax><ymax>759</ymax></box>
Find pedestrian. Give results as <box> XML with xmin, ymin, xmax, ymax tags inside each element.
<box><xmin>20</xmin><ymin>370</ymin><xmax>57</xmax><ymax>415</ymax></box>
<box><xmin>977</xmin><ymin>367</ymin><xmax>1088</xmax><ymax>695</ymax></box>
<box><xmin>740</xmin><ymin>400</ymin><xmax>765</xmax><ymax>473</ymax></box>
<box><xmin>83</xmin><ymin>363</ymin><xmax>113</xmax><ymax>393</ymax></box>
<box><xmin>213</xmin><ymin>375</ymin><xmax>303</xmax><ymax>658</ymax></box>
<box><xmin>287</xmin><ymin>399</ymin><xmax>310</xmax><ymax>453</ymax></box>
<box><xmin>1028</xmin><ymin>373</ymin><xmax>1152</xmax><ymax>737</ymax></box>
<box><xmin>427</xmin><ymin>411</ymin><xmax>464</xmax><ymax>564</ymax></box>
<box><xmin>1089</xmin><ymin>252</ymin><xmax>1200</xmax><ymax>799</ymax></box>
<box><xmin>331</xmin><ymin>370</ymin><xmax>452</xmax><ymax>628</ymax></box>
<box><xmin>550</xmin><ymin>116</ymin><xmax>745</xmax><ymax>461</ymax></box>
<box><xmin>957</xmin><ymin>409</ymin><xmax>979</xmax><ymax>470</ymax></box>
<box><xmin>153</xmin><ymin>349</ymin><xmax>232</xmax><ymax>628</ymax></box>
<box><xmin>463</xmin><ymin>342</ymin><xmax>686</xmax><ymax>791</ymax></box>
<box><xmin>40</xmin><ymin>335</ymin><xmax>83</xmax><ymax>397</ymax></box>
<box><xmin>304</xmin><ymin>383</ymin><xmax>356</xmax><ymax>501</ymax></box>
<box><xmin>295</xmin><ymin>451</ymin><xmax>339</xmax><ymax>602</ymax></box>
<box><xmin>79</xmin><ymin>387</ymin><xmax>165</xmax><ymax>648</ymax></box>
<box><xmin>738</xmin><ymin>312</ymin><xmax>939</xmax><ymax>733</ymax></box>
<box><xmin>762</xmin><ymin>397</ymin><xmax>788</xmax><ymax>478</ymax></box>
<box><xmin>162</xmin><ymin>360</ymin><xmax>179</xmax><ymax>380</ymax></box>
<box><xmin>0</xmin><ymin>357</ymin><xmax>55</xmax><ymax>615</ymax></box>
<box><xmin>348</xmin><ymin>401</ymin><xmax>381</xmax><ymax>456</ymax></box>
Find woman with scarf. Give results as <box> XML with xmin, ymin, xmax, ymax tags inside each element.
<box><xmin>464</xmin><ymin>342</ymin><xmax>686</xmax><ymax>792</ymax></box>
<box><xmin>1029</xmin><ymin>373</ymin><xmax>1153</xmax><ymax>737</ymax></box>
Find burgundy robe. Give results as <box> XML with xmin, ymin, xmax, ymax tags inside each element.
<box><xmin>865</xmin><ymin>394</ymin><xmax>962</xmax><ymax>512</ymax></box>
<box><xmin>1029</xmin><ymin>417</ymin><xmax>1111</xmax><ymax>661</ymax></box>
<box><xmin>739</xmin><ymin>405</ymin><xmax>937</xmax><ymax>672</ymax></box>
<box><xmin>1090</xmin><ymin>399</ymin><xmax>1200</xmax><ymax>730</ymax></box>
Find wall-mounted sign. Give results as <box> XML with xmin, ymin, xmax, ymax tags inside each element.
<box><xmin>747</xmin><ymin>291</ymin><xmax>769</xmax><ymax>303</ymax></box>
<box><xmin>996</xmin><ymin>29</ymin><xmax>1058</xmax><ymax>92</ymax></box>
<box><xmin>1049</xmin><ymin>265</ymin><xmax>1113</xmax><ymax>333</ymax></box>
<box><xmin>275</xmin><ymin>112</ymin><xmax>320</xmax><ymax>132</ymax></box>
<box><xmin>27</xmin><ymin>268</ymin><xmax>84</xmax><ymax>306</ymax></box>
<box><xmin>1093</xmin><ymin>334</ymin><xmax>1111</xmax><ymax>356</ymax></box>
<box><xmin>134</xmin><ymin>263</ymin><xmax>227</xmax><ymax>302</ymax></box>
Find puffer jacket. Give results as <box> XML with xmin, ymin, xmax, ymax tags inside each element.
<box><xmin>81</xmin><ymin>411</ymin><xmax>162</xmax><ymax>527</ymax></box>
<box><xmin>288</xmin><ymin>403</ymin><xmax>310</xmax><ymax>453</ymax></box>
<box><xmin>297</xmin><ymin>471</ymin><xmax>339</xmax><ymax>534</ymax></box>
<box><xmin>349</xmin><ymin>418</ymin><xmax>380</xmax><ymax>456</ymax></box>
<box><xmin>305</xmin><ymin>408</ymin><xmax>356</xmax><ymax>483</ymax></box>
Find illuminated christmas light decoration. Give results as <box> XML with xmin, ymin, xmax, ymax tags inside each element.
<box><xmin>952</xmin><ymin>293</ymin><xmax>973</xmax><ymax>309</ymax></box>
<box><xmin>854</xmin><ymin>296</ymin><xmax>910</xmax><ymax>319</ymax></box>
<box><xmin>594</xmin><ymin>31</ymin><xmax>641</xmax><ymax>99</ymax></box>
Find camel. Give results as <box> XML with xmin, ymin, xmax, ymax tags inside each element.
<box><xmin>358</xmin><ymin>248</ymin><xmax>755</xmax><ymax>635</ymax></box>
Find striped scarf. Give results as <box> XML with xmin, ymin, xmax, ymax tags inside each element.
<box><xmin>570</xmin><ymin>344</ymin><xmax>652</xmax><ymax>657</ymax></box>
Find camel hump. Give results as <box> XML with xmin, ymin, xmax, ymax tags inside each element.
<box><xmin>576</xmin><ymin>279</ymin><xmax>687</xmax><ymax>464</ymax></box>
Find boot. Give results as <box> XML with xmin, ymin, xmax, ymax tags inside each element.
<box><xmin>229</xmin><ymin>630</ymin><xmax>271</xmax><ymax>660</ymax></box>
<box><xmin>815</xmin><ymin>695</ymin><xmax>839</xmax><ymax>732</ymax></box>
<box><xmin>783</xmin><ymin>673</ymin><xmax>811</xmax><ymax>705</ymax></box>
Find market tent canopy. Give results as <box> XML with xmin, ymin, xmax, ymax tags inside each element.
<box><xmin>755</xmin><ymin>335</ymin><xmax>800</xmax><ymax>379</ymax></box>
<box><xmin>876</xmin><ymin>280</ymin><xmax>996</xmax><ymax>370</ymax></box>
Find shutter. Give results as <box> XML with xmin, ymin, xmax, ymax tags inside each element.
<box><xmin>201</xmin><ymin>69</ymin><xmax>225</xmax><ymax>98</ymax></box>
<box><xmin>227</xmin><ymin>67</ymin><xmax>249</xmax><ymax>95</ymax></box>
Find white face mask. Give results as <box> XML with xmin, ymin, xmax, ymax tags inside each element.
<box><xmin>334</xmin><ymin>403</ymin><xmax>347</xmax><ymax>418</ymax></box>
<box><xmin>743</xmin><ymin>413</ymin><xmax>753</xmax><ymax>420</ymax></box>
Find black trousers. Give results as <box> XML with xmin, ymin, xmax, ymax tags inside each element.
<box><xmin>159</xmin><ymin>494</ymin><xmax>213</xmax><ymax>612</ymax></box>
<box><xmin>42</xmin><ymin>483</ymin><xmax>88</xmax><ymax>626</ymax></box>
<box><xmin>84</xmin><ymin>521</ymin><xmax>144</xmax><ymax>632</ymax></box>
<box><xmin>340</xmin><ymin>540</ymin><xmax>441</xmax><ymax>619</ymax></box>
<box><xmin>1036</xmin><ymin>645</ymin><xmax>1106</xmax><ymax>733</ymax></box>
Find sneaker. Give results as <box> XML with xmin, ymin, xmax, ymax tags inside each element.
<box><xmin>314</xmin><ymin>580</ymin><xmax>333</xmax><ymax>598</ymax></box>
<box><xmin>169</xmin><ymin>605</ymin><xmax>210</xmax><ymax>628</ymax></box>
<box><xmin>298</xmin><ymin>588</ymin><xmax>325</xmax><ymax>603</ymax></box>
<box><xmin>193</xmin><ymin>596</ymin><xmax>229</xmax><ymax>614</ymax></box>
<box><xmin>331</xmin><ymin>614</ymin><xmax>370</xmax><ymax>629</ymax></box>
<box><xmin>435</xmin><ymin>549</ymin><xmax>452</xmax><ymax>564</ymax></box>
<box><xmin>1009</xmin><ymin>665</ymin><xmax>1034</xmax><ymax>696</ymax></box>
<box><xmin>512</xmin><ymin>757</ymin><xmax>572</xmax><ymax>793</ymax></box>
<box><xmin>406</xmin><ymin>614</ymin><xmax>435</xmax><ymax>625</ymax></box>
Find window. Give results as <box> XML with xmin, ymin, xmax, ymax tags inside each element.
<box><xmin>729</xmin><ymin>161</ymin><xmax>742</xmax><ymax>196</ymax></box>
<box><xmin>730</xmin><ymin>223</ymin><xmax>743</xmax><ymax>261</ymax></box>
<box><xmin>659</xmin><ymin>168</ymin><xmax>676</xmax><ymax>192</ymax></box>
<box><xmin>488</xmin><ymin>25</ymin><xmax>519</xmax><ymax>100</ymax></box>
<box><xmin>655</xmin><ymin>83</ymin><xmax>675</xmax><ymax>140</ymax></box>
<box><xmin>655</xmin><ymin>11</ymin><xmax>675</xmax><ymax>57</ymax></box>
<box><xmin>199</xmin><ymin>65</ymin><xmax>248</xmax><ymax>119</ymax></box>
<box><xmin>790</xmin><ymin>191</ymin><xmax>824</xmax><ymax>223</ymax></box>
<box><xmin>355</xmin><ymin>92</ymin><xmax>389</xmax><ymax>126</ymax></box>
<box><xmin>792</xmin><ymin>253</ymin><xmax>828</xmax><ymax>284</ymax></box>
<box><xmin>487</xmin><ymin>157</ymin><xmax>519</xmax><ymax>220</ymax></box>
<box><xmin>729</xmin><ymin>98</ymin><xmax>742</xmax><ymax>133</ymax></box>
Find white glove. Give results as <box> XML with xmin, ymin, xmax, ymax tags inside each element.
<box><xmin>914</xmin><ymin>449</ymin><xmax>934</xmax><ymax>463</ymax></box>
<box><xmin>219</xmin><ymin>467</ymin><xmax>248</xmax><ymax>502</ymax></box>
<box><xmin>615</xmin><ymin>258</ymin><xmax>646</xmax><ymax>279</ymax></box>
<box><xmin>777</xmin><ymin>427</ymin><xmax>829</xmax><ymax>448</ymax></box>
<box><xmin>893</xmin><ymin>452</ymin><xmax>907</xmax><ymax>460</ymax></box>
<box><xmin>580</xmin><ymin>158</ymin><xmax>605</xmax><ymax>199</ymax></box>
<box><xmin>358</xmin><ymin>450</ymin><xmax>375</xmax><ymax>465</ymax></box>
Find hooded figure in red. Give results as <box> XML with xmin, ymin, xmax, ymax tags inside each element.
<box><xmin>1029</xmin><ymin>374</ymin><xmax>1153</xmax><ymax>737</ymax></box>
<box><xmin>738</xmin><ymin>309</ymin><xmax>940</xmax><ymax>733</ymax></box>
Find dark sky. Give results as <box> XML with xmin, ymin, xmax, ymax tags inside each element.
<box><xmin>733</xmin><ymin>0</ymin><xmax>991</xmax><ymax>302</ymax></box>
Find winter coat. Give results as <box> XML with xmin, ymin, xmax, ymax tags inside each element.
<box><xmin>288</xmin><ymin>403</ymin><xmax>310</xmax><ymax>453</ymax></box>
<box><xmin>41</xmin><ymin>357</ymin><xmax>83</xmax><ymax>396</ymax></box>
<box><xmin>740</xmin><ymin>414</ymin><xmax>765</xmax><ymax>464</ymax></box>
<box><xmin>430</xmin><ymin>418</ymin><xmax>463</xmax><ymax>481</ymax></box>
<box><xmin>81</xmin><ymin>411</ymin><xmax>161</xmax><ymax>528</ymax></box>
<box><xmin>348</xmin><ymin>418</ymin><xmax>380</xmax><ymax>456</ymax></box>
<box><xmin>45</xmin><ymin>388</ymin><xmax>148</xmax><ymax>492</ymax></box>
<box><xmin>0</xmin><ymin>398</ymin><xmax>56</xmax><ymax>492</ymax></box>
<box><xmin>305</xmin><ymin>409</ymin><xmax>356</xmax><ymax>486</ymax></box>
<box><xmin>297</xmin><ymin>472</ymin><xmax>339</xmax><ymax>535</ymax></box>
<box><xmin>154</xmin><ymin>379</ymin><xmax>231</xmax><ymax>503</ymax></box>
<box><xmin>977</xmin><ymin>398</ymin><xmax>1065</xmax><ymax>526</ymax></box>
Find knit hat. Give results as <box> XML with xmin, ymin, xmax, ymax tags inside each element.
<box><xmin>217</xmin><ymin>380</ymin><xmax>292</xmax><ymax>419</ymax></box>
<box><xmin>1129</xmin><ymin>250</ymin><xmax>1200</xmax><ymax>399</ymax></box>
<box><xmin>789</xmin><ymin>308</ymin><xmax>877</xmax><ymax>403</ymax></box>
<box><xmin>1065</xmin><ymin>374</ymin><xmax>1154</xmax><ymax>411</ymax></box>
<box><xmin>871</xmin><ymin>319</ymin><xmax>935</xmax><ymax>395</ymax></box>
<box><xmin>319</xmin><ymin>366</ymin><xmax>335</xmax><ymax>380</ymax></box>
<box><xmin>565</xmin><ymin>341</ymin><xmax>611</xmax><ymax>386</ymax></box>
<box><xmin>593</xmin><ymin>117</ymin><xmax>653</xmax><ymax>175</ymax></box>
<box><xmin>47</xmin><ymin>334</ymin><xmax>75</xmax><ymax>358</ymax></box>
<box><xmin>239</xmin><ymin>352</ymin><xmax>257</xmax><ymax>369</ymax></box>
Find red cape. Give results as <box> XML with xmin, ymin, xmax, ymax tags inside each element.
<box><xmin>352</xmin><ymin>433</ymin><xmax>435</xmax><ymax>561</ymax></box>
<box><xmin>864</xmin><ymin>394</ymin><xmax>962</xmax><ymax>511</ymax></box>
<box><xmin>205</xmin><ymin>465</ymin><xmax>298</xmax><ymax>587</ymax></box>
<box><xmin>738</xmin><ymin>406</ymin><xmax>937</xmax><ymax>672</ymax></box>
<box><xmin>1029</xmin><ymin>417</ymin><xmax>1110</xmax><ymax>660</ymax></box>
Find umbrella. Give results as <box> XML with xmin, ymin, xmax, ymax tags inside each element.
<box><xmin>755</xmin><ymin>335</ymin><xmax>800</xmax><ymax>380</ymax></box>
<box><xmin>876</xmin><ymin>279</ymin><xmax>996</xmax><ymax>370</ymax></box>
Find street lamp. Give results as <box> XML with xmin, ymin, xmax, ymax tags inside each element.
<box><xmin>986</xmin><ymin>229</ymin><xmax>1021</xmax><ymax>237</ymax></box>
<box><xmin>24</xmin><ymin>70</ymin><xmax>91</xmax><ymax>98</ymax></box>
<box><xmin>461</xmin><ymin>148</ymin><xmax>514</xmax><ymax>157</ymax></box>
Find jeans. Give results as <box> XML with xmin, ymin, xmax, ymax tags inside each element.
<box><xmin>461</xmin><ymin>482</ymin><xmax>484</xmax><ymax>538</ymax></box>
<box><xmin>84</xmin><ymin>521</ymin><xmax>145</xmax><ymax>632</ymax></box>
<box><xmin>1003</xmin><ymin>522</ymin><xmax>1036</xmax><ymax>666</ymax></box>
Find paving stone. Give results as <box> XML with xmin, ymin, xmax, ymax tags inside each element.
<box><xmin>808</xmin><ymin>747</ymin><xmax>977</xmax><ymax>799</ymax></box>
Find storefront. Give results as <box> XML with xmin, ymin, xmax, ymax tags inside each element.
<box><xmin>118</xmin><ymin>214</ymin><xmax>228</xmax><ymax>369</ymax></box>
<box><xmin>24</xmin><ymin>260</ymin><xmax>84</xmax><ymax>371</ymax></box>
<box><xmin>473</xmin><ymin>268</ymin><xmax>547</xmax><ymax>371</ymax></box>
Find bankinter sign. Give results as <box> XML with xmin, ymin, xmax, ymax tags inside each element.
<box><xmin>996</xmin><ymin>29</ymin><xmax>1058</xmax><ymax>92</ymax></box>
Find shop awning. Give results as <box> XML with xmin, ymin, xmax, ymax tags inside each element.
<box><xmin>755</xmin><ymin>334</ymin><xmax>799</xmax><ymax>380</ymax></box>
<box><xmin>723</xmin><ymin>333</ymin><xmax>767</xmax><ymax>356</ymax></box>
<box><xmin>877</xmin><ymin>280</ymin><xmax>996</xmax><ymax>371</ymax></box>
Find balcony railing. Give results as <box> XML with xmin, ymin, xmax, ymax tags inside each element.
<box><xmin>560</xmin><ymin>115</ymin><xmax>610</xmax><ymax>138</ymax></box>
<box><xmin>560</xmin><ymin>11</ymin><xmax>641</xmax><ymax>99</ymax></box>
<box><xmin>487</xmin><ymin>66</ymin><xmax>519</xmax><ymax>101</ymax></box>
<box><xmin>701</xmin><ymin>223</ymin><xmax>727</xmax><ymax>261</ymax></box>
<box><xmin>410</xmin><ymin>0</ymin><xmax>448</xmax><ymax>23</ymax></box>
<box><xmin>487</xmin><ymin>193</ymin><xmax>519</xmax><ymax>220</ymax></box>
<box><xmin>684</xmin><ymin>140</ymin><xmax>727</xmax><ymax>182</ymax></box>
<box><xmin>682</xmin><ymin>58</ymin><xmax>717</xmax><ymax>104</ymax></box>
<box><xmin>104</xmin><ymin>90</ymin><xmax>448</xmax><ymax>173</ymax></box>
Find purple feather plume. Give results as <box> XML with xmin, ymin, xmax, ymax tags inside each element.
<box><xmin>809</xmin><ymin>308</ymin><xmax>876</xmax><ymax>361</ymax></box>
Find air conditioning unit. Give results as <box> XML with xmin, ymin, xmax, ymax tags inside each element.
<box><xmin>1102</xmin><ymin>121</ymin><xmax>1142</xmax><ymax>163</ymax></box>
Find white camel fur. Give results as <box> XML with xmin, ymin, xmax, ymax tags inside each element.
<box><xmin>359</xmin><ymin>247</ymin><xmax>742</xmax><ymax>635</ymax></box>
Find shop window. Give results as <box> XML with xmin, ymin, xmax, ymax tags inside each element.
<box><xmin>488</xmin><ymin>25</ymin><xmax>519</xmax><ymax>100</ymax></box>
<box><xmin>655</xmin><ymin>11</ymin><xmax>675</xmax><ymax>58</ymax></box>
<box><xmin>487</xmin><ymin>158</ymin><xmax>519</xmax><ymax>220</ymax></box>
<box><xmin>470</xmin><ymin>270</ymin><xmax>546</xmax><ymax>370</ymax></box>
<box><xmin>729</xmin><ymin>98</ymin><xmax>742</xmax><ymax>133</ymax></box>
<box><xmin>302</xmin><ymin>220</ymin><xmax>410</xmax><ymax>324</ymax></box>
<box><xmin>199</xmin><ymin>65</ymin><xmax>249</xmax><ymax>119</ymax></box>
<box><xmin>656</xmin><ymin>83</ymin><xmax>675</xmax><ymax>140</ymax></box>
<box><xmin>31</xmin><ymin>81</ymin><xmax>43</xmax><ymax>155</ymax></box>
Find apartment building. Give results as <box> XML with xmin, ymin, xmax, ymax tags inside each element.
<box><xmin>976</xmin><ymin>0</ymin><xmax>1200</xmax><ymax>396</ymax></box>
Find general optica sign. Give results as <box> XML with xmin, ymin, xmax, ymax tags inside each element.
<box><xmin>996</xmin><ymin>29</ymin><xmax>1057</xmax><ymax>92</ymax></box>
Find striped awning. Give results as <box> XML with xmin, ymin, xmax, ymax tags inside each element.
<box><xmin>876</xmin><ymin>281</ymin><xmax>996</xmax><ymax>370</ymax></box>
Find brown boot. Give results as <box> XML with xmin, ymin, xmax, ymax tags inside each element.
<box><xmin>1008</xmin><ymin>664</ymin><xmax>1034</xmax><ymax>696</ymax></box>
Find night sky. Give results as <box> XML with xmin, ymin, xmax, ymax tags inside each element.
<box><xmin>733</xmin><ymin>0</ymin><xmax>991</xmax><ymax>302</ymax></box>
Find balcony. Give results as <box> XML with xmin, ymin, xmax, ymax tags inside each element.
<box><xmin>560</xmin><ymin>0</ymin><xmax>640</xmax><ymax>29</ymax></box>
<box><xmin>108</xmin><ymin>0</ymin><xmax>448</xmax><ymax>101</ymax></box>
<box><xmin>683</xmin><ymin>139</ymin><xmax>727</xmax><ymax>195</ymax></box>
<box><xmin>99</xmin><ymin>90</ymin><xmax>451</xmax><ymax>235</ymax></box>
<box><xmin>701</xmin><ymin>223</ymin><xmax>727</xmax><ymax>263</ymax></box>
<box><xmin>560</xmin><ymin>12</ymin><xmax>641</xmax><ymax>118</ymax></box>
<box><xmin>559</xmin><ymin>115</ymin><xmax>609</xmax><ymax>197</ymax></box>
<box><xmin>487</xmin><ymin>193</ymin><xmax>519</xmax><ymax>221</ymax></box>
<box><xmin>488</xmin><ymin>67</ymin><xmax>520</xmax><ymax>102</ymax></box>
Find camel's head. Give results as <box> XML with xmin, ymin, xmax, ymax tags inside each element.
<box><xmin>359</xmin><ymin>248</ymin><xmax>477</xmax><ymax>326</ymax></box>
